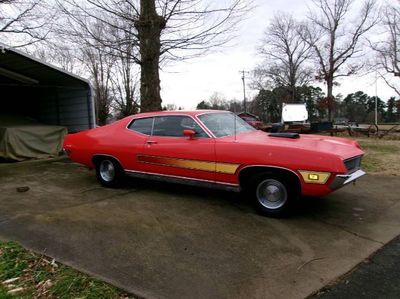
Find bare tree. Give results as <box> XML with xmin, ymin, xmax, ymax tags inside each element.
<box><xmin>54</xmin><ymin>20</ymin><xmax>118</xmax><ymax>125</ymax></box>
<box><xmin>371</xmin><ymin>3</ymin><xmax>400</xmax><ymax>96</ymax></box>
<box><xmin>49</xmin><ymin>8</ymin><xmax>138</xmax><ymax>124</ymax></box>
<box><xmin>208</xmin><ymin>91</ymin><xmax>228</xmax><ymax>110</ymax></box>
<box><xmin>256</xmin><ymin>13</ymin><xmax>313</xmax><ymax>102</ymax></box>
<box><xmin>84</xmin><ymin>47</ymin><xmax>115</xmax><ymax>125</ymax></box>
<box><xmin>0</xmin><ymin>0</ymin><xmax>51</xmax><ymax>47</ymax></box>
<box><xmin>301</xmin><ymin>0</ymin><xmax>377</xmax><ymax>120</ymax></box>
<box><xmin>111</xmin><ymin>37</ymin><xmax>140</xmax><ymax>119</ymax></box>
<box><xmin>58</xmin><ymin>0</ymin><xmax>249</xmax><ymax>112</ymax></box>
<box><xmin>35</xmin><ymin>44</ymin><xmax>80</xmax><ymax>74</ymax></box>
<box><xmin>163</xmin><ymin>103</ymin><xmax>178</xmax><ymax>111</ymax></box>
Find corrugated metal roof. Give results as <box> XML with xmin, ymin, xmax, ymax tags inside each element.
<box><xmin>0</xmin><ymin>44</ymin><xmax>90</xmax><ymax>88</ymax></box>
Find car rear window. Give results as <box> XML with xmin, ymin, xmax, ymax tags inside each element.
<box><xmin>128</xmin><ymin>117</ymin><xmax>153</xmax><ymax>135</ymax></box>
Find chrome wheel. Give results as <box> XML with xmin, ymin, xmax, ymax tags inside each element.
<box><xmin>99</xmin><ymin>160</ymin><xmax>115</xmax><ymax>182</ymax></box>
<box><xmin>256</xmin><ymin>179</ymin><xmax>288</xmax><ymax>210</ymax></box>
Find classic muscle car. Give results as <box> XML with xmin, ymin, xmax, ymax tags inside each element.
<box><xmin>63</xmin><ymin>110</ymin><xmax>365</xmax><ymax>216</ymax></box>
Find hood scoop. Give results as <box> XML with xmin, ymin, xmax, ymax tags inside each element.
<box><xmin>269</xmin><ymin>132</ymin><xmax>300</xmax><ymax>139</ymax></box>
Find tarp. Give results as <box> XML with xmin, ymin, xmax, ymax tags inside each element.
<box><xmin>0</xmin><ymin>115</ymin><xmax>67</xmax><ymax>161</ymax></box>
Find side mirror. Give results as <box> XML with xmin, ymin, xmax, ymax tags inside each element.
<box><xmin>183</xmin><ymin>129</ymin><xmax>196</xmax><ymax>140</ymax></box>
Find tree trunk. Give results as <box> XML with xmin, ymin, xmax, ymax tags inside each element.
<box><xmin>326</xmin><ymin>77</ymin><xmax>334</xmax><ymax>121</ymax></box>
<box><xmin>290</xmin><ymin>83</ymin><xmax>296</xmax><ymax>103</ymax></box>
<box><xmin>289</xmin><ymin>64</ymin><xmax>296</xmax><ymax>103</ymax></box>
<box><xmin>135</xmin><ymin>0</ymin><xmax>165</xmax><ymax>112</ymax></box>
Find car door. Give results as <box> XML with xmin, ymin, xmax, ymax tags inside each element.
<box><xmin>123</xmin><ymin>116</ymin><xmax>154</xmax><ymax>171</ymax></box>
<box><xmin>139</xmin><ymin>115</ymin><xmax>216</xmax><ymax>182</ymax></box>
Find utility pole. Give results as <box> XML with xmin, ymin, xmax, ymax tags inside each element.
<box><xmin>241</xmin><ymin>70</ymin><xmax>248</xmax><ymax>112</ymax></box>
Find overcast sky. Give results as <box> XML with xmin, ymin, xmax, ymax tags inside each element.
<box><xmin>160</xmin><ymin>0</ymin><xmax>394</xmax><ymax>109</ymax></box>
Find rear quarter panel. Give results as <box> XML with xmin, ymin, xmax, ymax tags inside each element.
<box><xmin>63</xmin><ymin>117</ymin><xmax>146</xmax><ymax>170</ymax></box>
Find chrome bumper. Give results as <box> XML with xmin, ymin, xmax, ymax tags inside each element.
<box><xmin>329</xmin><ymin>169</ymin><xmax>366</xmax><ymax>190</ymax></box>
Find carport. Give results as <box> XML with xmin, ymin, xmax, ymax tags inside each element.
<box><xmin>0</xmin><ymin>45</ymin><xmax>95</xmax><ymax>160</ymax></box>
<box><xmin>0</xmin><ymin>45</ymin><xmax>95</xmax><ymax>132</ymax></box>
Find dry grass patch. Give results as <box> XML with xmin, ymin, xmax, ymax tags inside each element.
<box><xmin>355</xmin><ymin>138</ymin><xmax>400</xmax><ymax>176</ymax></box>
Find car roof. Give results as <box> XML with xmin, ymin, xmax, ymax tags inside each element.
<box><xmin>128</xmin><ymin>110</ymin><xmax>230</xmax><ymax>119</ymax></box>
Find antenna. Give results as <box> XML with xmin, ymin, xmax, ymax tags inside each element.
<box><xmin>234</xmin><ymin>111</ymin><xmax>237</xmax><ymax>142</ymax></box>
<box><xmin>232</xmin><ymin>100</ymin><xmax>238</xmax><ymax>142</ymax></box>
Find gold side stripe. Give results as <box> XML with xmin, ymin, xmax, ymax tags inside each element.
<box><xmin>216</xmin><ymin>163</ymin><xmax>240</xmax><ymax>174</ymax></box>
<box><xmin>137</xmin><ymin>155</ymin><xmax>240</xmax><ymax>175</ymax></box>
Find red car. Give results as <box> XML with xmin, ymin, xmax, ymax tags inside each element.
<box><xmin>63</xmin><ymin>110</ymin><xmax>365</xmax><ymax>217</ymax></box>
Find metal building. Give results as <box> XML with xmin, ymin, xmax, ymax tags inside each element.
<box><xmin>0</xmin><ymin>45</ymin><xmax>95</xmax><ymax>132</ymax></box>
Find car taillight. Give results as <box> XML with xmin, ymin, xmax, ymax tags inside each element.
<box><xmin>63</xmin><ymin>147</ymin><xmax>72</xmax><ymax>156</ymax></box>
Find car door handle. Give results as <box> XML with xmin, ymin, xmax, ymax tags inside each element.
<box><xmin>146</xmin><ymin>140</ymin><xmax>157</xmax><ymax>145</ymax></box>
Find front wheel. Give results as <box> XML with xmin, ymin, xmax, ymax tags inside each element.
<box><xmin>250</xmin><ymin>173</ymin><xmax>298</xmax><ymax>217</ymax></box>
<box><xmin>95</xmin><ymin>158</ymin><xmax>124</xmax><ymax>188</ymax></box>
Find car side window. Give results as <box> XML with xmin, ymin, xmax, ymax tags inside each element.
<box><xmin>128</xmin><ymin>117</ymin><xmax>153</xmax><ymax>135</ymax></box>
<box><xmin>152</xmin><ymin>116</ymin><xmax>209</xmax><ymax>138</ymax></box>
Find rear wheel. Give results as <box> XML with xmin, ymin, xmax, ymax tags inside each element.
<box><xmin>249</xmin><ymin>172</ymin><xmax>298</xmax><ymax>217</ymax></box>
<box><xmin>95</xmin><ymin>158</ymin><xmax>124</xmax><ymax>188</ymax></box>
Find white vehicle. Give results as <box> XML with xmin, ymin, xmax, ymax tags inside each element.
<box><xmin>281</xmin><ymin>103</ymin><xmax>309</xmax><ymax>123</ymax></box>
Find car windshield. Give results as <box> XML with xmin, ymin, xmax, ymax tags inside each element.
<box><xmin>198</xmin><ymin>112</ymin><xmax>255</xmax><ymax>137</ymax></box>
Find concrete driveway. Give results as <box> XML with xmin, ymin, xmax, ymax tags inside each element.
<box><xmin>0</xmin><ymin>159</ymin><xmax>400</xmax><ymax>299</ymax></box>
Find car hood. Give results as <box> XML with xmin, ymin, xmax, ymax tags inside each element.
<box><xmin>234</xmin><ymin>131</ymin><xmax>363</xmax><ymax>160</ymax></box>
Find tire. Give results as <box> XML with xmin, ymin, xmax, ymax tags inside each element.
<box><xmin>95</xmin><ymin>158</ymin><xmax>124</xmax><ymax>188</ymax></box>
<box><xmin>249</xmin><ymin>172</ymin><xmax>298</xmax><ymax>217</ymax></box>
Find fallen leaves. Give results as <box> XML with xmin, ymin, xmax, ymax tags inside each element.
<box><xmin>1</xmin><ymin>242</ymin><xmax>136</xmax><ymax>298</ymax></box>
<box><xmin>0</xmin><ymin>245</ymin><xmax>59</xmax><ymax>298</ymax></box>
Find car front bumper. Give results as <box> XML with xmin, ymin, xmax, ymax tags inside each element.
<box><xmin>329</xmin><ymin>169</ymin><xmax>366</xmax><ymax>190</ymax></box>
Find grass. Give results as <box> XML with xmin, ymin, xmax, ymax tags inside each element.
<box><xmin>354</xmin><ymin>138</ymin><xmax>400</xmax><ymax>176</ymax></box>
<box><xmin>0</xmin><ymin>241</ymin><xmax>133</xmax><ymax>299</ymax></box>
<box><xmin>317</xmin><ymin>132</ymin><xmax>399</xmax><ymax>175</ymax></box>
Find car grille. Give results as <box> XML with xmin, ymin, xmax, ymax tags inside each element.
<box><xmin>344</xmin><ymin>156</ymin><xmax>362</xmax><ymax>173</ymax></box>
